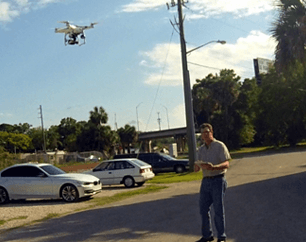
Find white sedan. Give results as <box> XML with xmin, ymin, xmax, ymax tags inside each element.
<box><xmin>84</xmin><ymin>158</ymin><xmax>155</xmax><ymax>188</ymax></box>
<box><xmin>0</xmin><ymin>163</ymin><xmax>102</xmax><ymax>204</ymax></box>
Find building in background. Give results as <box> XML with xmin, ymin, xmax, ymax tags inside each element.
<box><xmin>253</xmin><ymin>58</ymin><xmax>274</xmax><ymax>85</ymax></box>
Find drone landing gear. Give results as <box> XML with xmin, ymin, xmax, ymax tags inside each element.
<box><xmin>68</xmin><ymin>39</ymin><xmax>79</xmax><ymax>45</ymax></box>
<box><xmin>64</xmin><ymin>34</ymin><xmax>85</xmax><ymax>46</ymax></box>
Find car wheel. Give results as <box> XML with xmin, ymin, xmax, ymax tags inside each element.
<box><xmin>174</xmin><ymin>165</ymin><xmax>185</xmax><ymax>173</ymax></box>
<box><xmin>123</xmin><ymin>176</ymin><xmax>135</xmax><ymax>188</ymax></box>
<box><xmin>0</xmin><ymin>187</ymin><xmax>9</xmax><ymax>205</ymax></box>
<box><xmin>137</xmin><ymin>182</ymin><xmax>145</xmax><ymax>187</ymax></box>
<box><xmin>61</xmin><ymin>184</ymin><xmax>79</xmax><ymax>202</ymax></box>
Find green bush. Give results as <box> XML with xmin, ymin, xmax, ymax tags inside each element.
<box><xmin>0</xmin><ymin>147</ymin><xmax>19</xmax><ymax>171</ymax></box>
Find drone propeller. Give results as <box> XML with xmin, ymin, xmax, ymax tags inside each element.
<box><xmin>90</xmin><ymin>22</ymin><xmax>98</xmax><ymax>27</ymax></box>
<box><xmin>58</xmin><ymin>21</ymin><xmax>70</xmax><ymax>25</ymax></box>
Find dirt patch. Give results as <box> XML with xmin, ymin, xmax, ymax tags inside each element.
<box><xmin>60</xmin><ymin>162</ymin><xmax>100</xmax><ymax>173</ymax></box>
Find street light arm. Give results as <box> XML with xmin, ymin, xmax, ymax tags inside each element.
<box><xmin>186</xmin><ymin>40</ymin><xmax>226</xmax><ymax>55</ymax></box>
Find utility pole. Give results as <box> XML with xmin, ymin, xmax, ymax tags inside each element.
<box><xmin>157</xmin><ymin>112</ymin><xmax>161</xmax><ymax>131</ymax></box>
<box><xmin>114</xmin><ymin>113</ymin><xmax>118</xmax><ymax>130</ymax></box>
<box><xmin>136</xmin><ymin>102</ymin><xmax>143</xmax><ymax>132</ymax></box>
<box><xmin>38</xmin><ymin>105</ymin><xmax>46</xmax><ymax>153</ymax></box>
<box><xmin>168</xmin><ymin>0</ymin><xmax>197</xmax><ymax>171</ymax></box>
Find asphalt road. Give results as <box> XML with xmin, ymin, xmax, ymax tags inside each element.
<box><xmin>1</xmin><ymin>150</ymin><xmax>306</xmax><ymax>242</ymax></box>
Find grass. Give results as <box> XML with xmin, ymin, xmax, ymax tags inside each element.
<box><xmin>230</xmin><ymin>143</ymin><xmax>306</xmax><ymax>159</ymax></box>
<box><xmin>149</xmin><ymin>171</ymin><xmax>202</xmax><ymax>184</ymax></box>
<box><xmin>33</xmin><ymin>213</ymin><xmax>60</xmax><ymax>223</ymax></box>
<box><xmin>0</xmin><ymin>216</ymin><xmax>28</xmax><ymax>226</ymax></box>
<box><xmin>83</xmin><ymin>184</ymin><xmax>168</xmax><ymax>209</ymax></box>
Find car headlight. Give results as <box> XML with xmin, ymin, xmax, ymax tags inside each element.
<box><xmin>76</xmin><ymin>181</ymin><xmax>91</xmax><ymax>186</ymax></box>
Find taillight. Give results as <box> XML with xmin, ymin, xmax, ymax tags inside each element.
<box><xmin>150</xmin><ymin>167</ymin><xmax>152</xmax><ymax>172</ymax></box>
<box><xmin>140</xmin><ymin>168</ymin><xmax>145</xmax><ymax>173</ymax></box>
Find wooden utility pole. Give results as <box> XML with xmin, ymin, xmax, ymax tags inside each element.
<box><xmin>39</xmin><ymin>105</ymin><xmax>46</xmax><ymax>153</ymax></box>
<box><xmin>169</xmin><ymin>0</ymin><xmax>197</xmax><ymax>171</ymax></box>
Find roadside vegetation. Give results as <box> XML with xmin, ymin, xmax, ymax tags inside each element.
<box><xmin>0</xmin><ymin>216</ymin><xmax>27</xmax><ymax>226</ymax></box>
<box><xmin>83</xmin><ymin>184</ymin><xmax>168</xmax><ymax>209</ymax></box>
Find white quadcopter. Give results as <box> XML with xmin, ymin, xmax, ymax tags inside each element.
<box><xmin>55</xmin><ymin>21</ymin><xmax>98</xmax><ymax>46</ymax></box>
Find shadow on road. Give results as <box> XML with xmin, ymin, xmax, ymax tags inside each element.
<box><xmin>2</xmin><ymin>196</ymin><xmax>93</xmax><ymax>207</ymax></box>
<box><xmin>1</xmin><ymin>172</ymin><xmax>305</xmax><ymax>242</ymax></box>
<box><xmin>226</xmin><ymin>171</ymin><xmax>306</xmax><ymax>241</ymax></box>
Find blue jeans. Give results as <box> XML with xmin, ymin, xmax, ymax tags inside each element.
<box><xmin>199</xmin><ymin>175</ymin><xmax>227</xmax><ymax>240</ymax></box>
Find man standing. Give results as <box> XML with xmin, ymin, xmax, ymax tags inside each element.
<box><xmin>195</xmin><ymin>123</ymin><xmax>231</xmax><ymax>242</ymax></box>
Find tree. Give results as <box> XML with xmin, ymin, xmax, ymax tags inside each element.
<box><xmin>0</xmin><ymin>123</ymin><xmax>32</xmax><ymax>134</ymax></box>
<box><xmin>192</xmin><ymin>69</ymin><xmax>241</xmax><ymax>148</ymax></box>
<box><xmin>271</xmin><ymin>0</ymin><xmax>306</xmax><ymax>71</ymax></box>
<box><xmin>233</xmin><ymin>78</ymin><xmax>260</xmax><ymax>146</ymax></box>
<box><xmin>89</xmin><ymin>106</ymin><xmax>109</xmax><ymax>151</ymax></box>
<box><xmin>46</xmin><ymin>125</ymin><xmax>61</xmax><ymax>150</ymax></box>
<box><xmin>58</xmin><ymin>118</ymin><xmax>80</xmax><ymax>151</ymax></box>
<box><xmin>27</xmin><ymin>127</ymin><xmax>45</xmax><ymax>152</ymax></box>
<box><xmin>0</xmin><ymin>131</ymin><xmax>32</xmax><ymax>153</ymax></box>
<box><xmin>255</xmin><ymin>62</ymin><xmax>306</xmax><ymax>146</ymax></box>
<box><xmin>89</xmin><ymin>106</ymin><xmax>108</xmax><ymax>125</ymax></box>
<box><xmin>117</xmin><ymin>124</ymin><xmax>137</xmax><ymax>154</ymax></box>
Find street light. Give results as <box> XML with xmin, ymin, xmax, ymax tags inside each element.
<box><xmin>162</xmin><ymin>105</ymin><xmax>170</xmax><ymax>129</ymax></box>
<box><xmin>186</xmin><ymin>40</ymin><xmax>226</xmax><ymax>55</ymax></box>
<box><xmin>136</xmin><ymin>102</ymin><xmax>143</xmax><ymax>132</ymax></box>
<box><xmin>176</xmin><ymin>0</ymin><xmax>226</xmax><ymax>172</ymax></box>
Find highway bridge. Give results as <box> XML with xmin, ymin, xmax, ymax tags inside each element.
<box><xmin>138</xmin><ymin>127</ymin><xmax>200</xmax><ymax>154</ymax></box>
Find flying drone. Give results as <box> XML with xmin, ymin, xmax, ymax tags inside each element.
<box><xmin>55</xmin><ymin>21</ymin><xmax>98</xmax><ymax>46</ymax></box>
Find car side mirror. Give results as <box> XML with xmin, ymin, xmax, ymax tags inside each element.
<box><xmin>38</xmin><ymin>173</ymin><xmax>47</xmax><ymax>178</ymax></box>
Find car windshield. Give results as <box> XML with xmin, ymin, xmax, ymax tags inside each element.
<box><xmin>159</xmin><ymin>153</ymin><xmax>176</xmax><ymax>160</ymax></box>
<box><xmin>131</xmin><ymin>159</ymin><xmax>150</xmax><ymax>167</ymax></box>
<box><xmin>40</xmin><ymin>165</ymin><xmax>66</xmax><ymax>175</ymax></box>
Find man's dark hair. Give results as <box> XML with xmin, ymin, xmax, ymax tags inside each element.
<box><xmin>200</xmin><ymin>123</ymin><xmax>213</xmax><ymax>133</ymax></box>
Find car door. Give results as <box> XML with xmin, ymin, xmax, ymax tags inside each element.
<box><xmin>2</xmin><ymin>166</ymin><xmax>27</xmax><ymax>197</ymax></box>
<box><xmin>91</xmin><ymin>162</ymin><xmax>115</xmax><ymax>185</ymax></box>
<box><xmin>112</xmin><ymin>161</ymin><xmax>135</xmax><ymax>184</ymax></box>
<box><xmin>151</xmin><ymin>154</ymin><xmax>167</xmax><ymax>172</ymax></box>
<box><xmin>21</xmin><ymin>166</ymin><xmax>54</xmax><ymax>197</ymax></box>
<box><xmin>3</xmin><ymin>166</ymin><xmax>53</xmax><ymax>198</ymax></box>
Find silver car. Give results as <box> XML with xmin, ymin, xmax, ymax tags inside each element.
<box><xmin>0</xmin><ymin>163</ymin><xmax>102</xmax><ymax>204</ymax></box>
<box><xmin>84</xmin><ymin>158</ymin><xmax>155</xmax><ymax>188</ymax></box>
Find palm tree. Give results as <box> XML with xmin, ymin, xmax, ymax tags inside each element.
<box><xmin>89</xmin><ymin>106</ymin><xmax>109</xmax><ymax>151</ymax></box>
<box><xmin>89</xmin><ymin>106</ymin><xmax>108</xmax><ymax>125</ymax></box>
<box><xmin>117</xmin><ymin>125</ymin><xmax>137</xmax><ymax>154</ymax></box>
<box><xmin>271</xmin><ymin>0</ymin><xmax>306</xmax><ymax>71</ymax></box>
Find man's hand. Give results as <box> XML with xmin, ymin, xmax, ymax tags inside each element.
<box><xmin>194</xmin><ymin>164</ymin><xmax>201</xmax><ymax>172</ymax></box>
<box><xmin>200</xmin><ymin>163</ymin><xmax>214</xmax><ymax>170</ymax></box>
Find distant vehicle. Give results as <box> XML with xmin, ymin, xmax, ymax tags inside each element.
<box><xmin>83</xmin><ymin>159</ymin><xmax>155</xmax><ymax>188</ymax></box>
<box><xmin>55</xmin><ymin>21</ymin><xmax>98</xmax><ymax>46</ymax></box>
<box><xmin>0</xmin><ymin>163</ymin><xmax>102</xmax><ymax>204</ymax></box>
<box><xmin>85</xmin><ymin>155</ymin><xmax>99</xmax><ymax>162</ymax></box>
<box><xmin>113</xmin><ymin>153</ymin><xmax>189</xmax><ymax>173</ymax></box>
<box><xmin>65</xmin><ymin>154</ymin><xmax>86</xmax><ymax>162</ymax></box>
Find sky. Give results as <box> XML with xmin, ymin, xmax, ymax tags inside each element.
<box><xmin>0</xmin><ymin>0</ymin><xmax>278</xmax><ymax>132</ymax></box>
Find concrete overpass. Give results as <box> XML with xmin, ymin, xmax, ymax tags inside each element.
<box><xmin>138</xmin><ymin>127</ymin><xmax>200</xmax><ymax>153</ymax></box>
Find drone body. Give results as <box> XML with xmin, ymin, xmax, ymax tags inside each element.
<box><xmin>55</xmin><ymin>21</ymin><xmax>97</xmax><ymax>46</ymax></box>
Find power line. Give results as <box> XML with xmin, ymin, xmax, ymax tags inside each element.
<box><xmin>188</xmin><ymin>61</ymin><xmax>221</xmax><ymax>71</ymax></box>
<box><xmin>144</xmin><ymin>28</ymin><xmax>175</xmax><ymax>132</ymax></box>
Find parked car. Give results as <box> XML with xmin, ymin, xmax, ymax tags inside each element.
<box><xmin>83</xmin><ymin>158</ymin><xmax>155</xmax><ymax>188</ymax></box>
<box><xmin>113</xmin><ymin>153</ymin><xmax>189</xmax><ymax>173</ymax></box>
<box><xmin>0</xmin><ymin>163</ymin><xmax>102</xmax><ymax>204</ymax></box>
<box><xmin>85</xmin><ymin>155</ymin><xmax>99</xmax><ymax>162</ymax></box>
